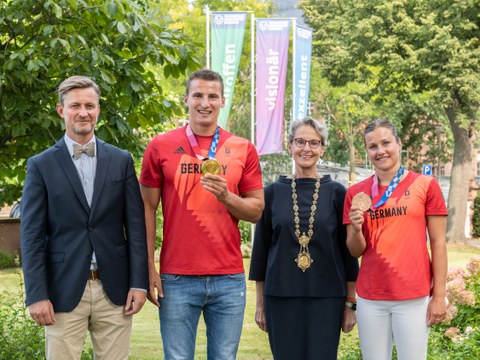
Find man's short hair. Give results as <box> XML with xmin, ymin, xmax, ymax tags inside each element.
<box><xmin>186</xmin><ymin>69</ymin><xmax>224</xmax><ymax>96</ymax></box>
<box><xmin>58</xmin><ymin>76</ymin><xmax>100</xmax><ymax>105</ymax></box>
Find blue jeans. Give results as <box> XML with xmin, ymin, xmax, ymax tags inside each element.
<box><xmin>159</xmin><ymin>273</ymin><xmax>246</xmax><ymax>360</ymax></box>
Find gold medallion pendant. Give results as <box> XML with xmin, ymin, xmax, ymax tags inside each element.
<box><xmin>296</xmin><ymin>251</ymin><xmax>313</xmax><ymax>272</ymax></box>
<box><xmin>291</xmin><ymin>175</ymin><xmax>320</xmax><ymax>272</ymax></box>
<box><xmin>202</xmin><ymin>159</ymin><xmax>221</xmax><ymax>175</ymax></box>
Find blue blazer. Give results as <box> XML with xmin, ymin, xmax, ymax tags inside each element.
<box><xmin>21</xmin><ymin>137</ymin><xmax>148</xmax><ymax>312</ymax></box>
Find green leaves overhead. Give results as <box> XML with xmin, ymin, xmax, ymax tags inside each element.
<box><xmin>300</xmin><ymin>0</ymin><xmax>480</xmax><ymax>241</ymax></box>
<box><xmin>301</xmin><ymin>0</ymin><xmax>480</xmax><ymax>110</ymax></box>
<box><xmin>0</xmin><ymin>0</ymin><xmax>201</xmax><ymax>205</ymax></box>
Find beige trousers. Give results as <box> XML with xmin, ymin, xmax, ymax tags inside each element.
<box><xmin>45</xmin><ymin>279</ymin><xmax>132</xmax><ymax>360</ymax></box>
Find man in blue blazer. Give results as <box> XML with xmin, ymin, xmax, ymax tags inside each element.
<box><xmin>21</xmin><ymin>75</ymin><xmax>148</xmax><ymax>359</ymax></box>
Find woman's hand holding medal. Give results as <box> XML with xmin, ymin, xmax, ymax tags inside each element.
<box><xmin>349</xmin><ymin>192</ymin><xmax>371</xmax><ymax>232</ymax></box>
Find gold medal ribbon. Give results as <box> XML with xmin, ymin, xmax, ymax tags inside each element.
<box><xmin>186</xmin><ymin>124</ymin><xmax>221</xmax><ymax>175</ymax></box>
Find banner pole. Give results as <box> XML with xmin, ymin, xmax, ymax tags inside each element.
<box><xmin>251</xmin><ymin>14</ymin><xmax>255</xmax><ymax>146</ymax></box>
<box><xmin>291</xmin><ymin>19</ymin><xmax>296</xmax><ymax>175</ymax></box>
<box><xmin>250</xmin><ymin>14</ymin><xmax>256</xmax><ymax>246</ymax></box>
<box><xmin>292</xmin><ymin>18</ymin><xmax>296</xmax><ymax>122</ymax></box>
<box><xmin>205</xmin><ymin>5</ymin><xmax>210</xmax><ymax>69</ymax></box>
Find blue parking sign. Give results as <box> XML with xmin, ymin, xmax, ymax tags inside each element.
<box><xmin>422</xmin><ymin>165</ymin><xmax>432</xmax><ymax>175</ymax></box>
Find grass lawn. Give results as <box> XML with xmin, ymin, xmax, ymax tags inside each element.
<box><xmin>1</xmin><ymin>243</ymin><xmax>479</xmax><ymax>359</ymax></box>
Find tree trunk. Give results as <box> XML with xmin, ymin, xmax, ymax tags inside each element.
<box><xmin>348</xmin><ymin>136</ymin><xmax>356</xmax><ymax>187</ymax></box>
<box><xmin>468</xmin><ymin>127</ymin><xmax>479</xmax><ymax>238</ymax></box>
<box><xmin>445</xmin><ymin>106</ymin><xmax>474</xmax><ymax>243</ymax></box>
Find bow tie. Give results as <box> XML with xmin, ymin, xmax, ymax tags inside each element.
<box><xmin>73</xmin><ymin>142</ymin><xmax>95</xmax><ymax>160</ymax></box>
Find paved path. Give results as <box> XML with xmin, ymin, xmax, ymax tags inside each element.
<box><xmin>467</xmin><ymin>239</ymin><xmax>480</xmax><ymax>248</ymax></box>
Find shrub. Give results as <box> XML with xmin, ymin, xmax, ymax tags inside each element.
<box><xmin>472</xmin><ymin>195</ymin><xmax>480</xmax><ymax>238</ymax></box>
<box><xmin>0</xmin><ymin>290</ymin><xmax>44</xmax><ymax>359</ymax></box>
<box><xmin>428</xmin><ymin>256</ymin><xmax>480</xmax><ymax>359</ymax></box>
<box><xmin>155</xmin><ymin>214</ymin><xmax>164</xmax><ymax>250</ymax></box>
<box><xmin>239</xmin><ymin>220</ymin><xmax>252</xmax><ymax>245</ymax></box>
<box><xmin>0</xmin><ymin>288</ymin><xmax>104</xmax><ymax>359</ymax></box>
<box><xmin>0</xmin><ymin>251</ymin><xmax>17</xmax><ymax>269</ymax></box>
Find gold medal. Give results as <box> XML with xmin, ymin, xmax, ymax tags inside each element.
<box><xmin>296</xmin><ymin>252</ymin><xmax>313</xmax><ymax>272</ymax></box>
<box><xmin>201</xmin><ymin>159</ymin><xmax>221</xmax><ymax>175</ymax></box>
<box><xmin>351</xmin><ymin>192</ymin><xmax>372</xmax><ymax>212</ymax></box>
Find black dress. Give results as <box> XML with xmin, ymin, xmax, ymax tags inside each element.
<box><xmin>249</xmin><ymin>175</ymin><xmax>359</xmax><ymax>359</ymax></box>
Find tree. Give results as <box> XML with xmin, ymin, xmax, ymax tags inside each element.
<box><xmin>0</xmin><ymin>0</ymin><xmax>200</xmax><ymax>206</ymax></box>
<box><xmin>149</xmin><ymin>0</ymin><xmax>296</xmax><ymax>190</ymax></box>
<box><xmin>309</xmin><ymin>69</ymin><xmax>378</xmax><ymax>185</ymax></box>
<box><xmin>300</xmin><ymin>0</ymin><xmax>480</xmax><ymax>242</ymax></box>
<box><xmin>149</xmin><ymin>0</ymin><xmax>275</xmax><ymax>139</ymax></box>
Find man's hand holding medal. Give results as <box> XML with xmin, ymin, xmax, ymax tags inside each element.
<box><xmin>200</xmin><ymin>157</ymin><xmax>228</xmax><ymax>200</ymax></box>
<box><xmin>200</xmin><ymin>169</ymin><xmax>230</xmax><ymax>203</ymax></box>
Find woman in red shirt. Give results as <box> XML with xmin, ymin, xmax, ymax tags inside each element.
<box><xmin>344</xmin><ymin>119</ymin><xmax>448</xmax><ymax>360</ymax></box>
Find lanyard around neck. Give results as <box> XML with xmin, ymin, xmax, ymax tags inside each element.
<box><xmin>186</xmin><ymin>124</ymin><xmax>220</xmax><ymax>161</ymax></box>
<box><xmin>371</xmin><ymin>165</ymin><xmax>405</xmax><ymax>209</ymax></box>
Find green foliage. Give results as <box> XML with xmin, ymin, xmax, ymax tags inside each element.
<box><xmin>301</xmin><ymin>0</ymin><xmax>480</xmax><ymax>107</ymax></box>
<box><xmin>383</xmin><ymin>92</ymin><xmax>452</xmax><ymax>173</ymax></box>
<box><xmin>0</xmin><ymin>290</ymin><xmax>44</xmax><ymax>359</ymax></box>
<box><xmin>150</xmin><ymin>0</ymin><xmax>275</xmax><ymax>140</ymax></box>
<box><xmin>239</xmin><ymin>221</ymin><xmax>253</xmax><ymax>258</ymax></box>
<box><xmin>300</xmin><ymin>0</ymin><xmax>479</xmax><ymax>240</ymax></box>
<box><xmin>238</xmin><ymin>220</ymin><xmax>252</xmax><ymax>245</ymax></box>
<box><xmin>81</xmin><ymin>347</ymin><xmax>94</xmax><ymax>360</ymax></box>
<box><xmin>0</xmin><ymin>251</ymin><xmax>17</xmax><ymax>268</ymax></box>
<box><xmin>259</xmin><ymin>153</ymin><xmax>292</xmax><ymax>186</ymax></box>
<box><xmin>472</xmin><ymin>195</ymin><xmax>480</xmax><ymax>238</ymax></box>
<box><xmin>0</xmin><ymin>0</ymin><xmax>201</xmax><ymax>205</ymax></box>
<box><xmin>155</xmin><ymin>212</ymin><xmax>164</xmax><ymax>250</ymax></box>
<box><xmin>429</xmin><ymin>256</ymin><xmax>480</xmax><ymax>359</ymax></box>
<box><xmin>300</xmin><ymin>6</ymin><xmax>452</xmax><ymax>183</ymax></box>
<box><xmin>0</xmin><ymin>287</ymin><xmax>115</xmax><ymax>359</ymax></box>
<box><xmin>337</xmin><ymin>332</ymin><xmax>362</xmax><ymax>359</ymax></box>
<box><xmin>309</xmin><ymin>70</ymin><xmax>378</xmax><ymax>168</ymax></box>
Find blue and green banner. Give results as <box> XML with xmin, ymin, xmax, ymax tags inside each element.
<box><xmin>211</xmin><ymin>12</ymin><xmax>247</xmax><ymax>128</ymax></box>
<box><xmin>294</xmin><ymin>25</ymin><xmax>313</xmax><ymax>121</ymax></box>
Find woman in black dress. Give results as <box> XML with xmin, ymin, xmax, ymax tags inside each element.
<box><xmin>249</xmin><ymin>117</ymin><xmax>359</xmax><ymax>359</ymax></box>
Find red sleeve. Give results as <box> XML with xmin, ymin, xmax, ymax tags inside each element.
<box><xmin>238</xmin><ymin>141</ymin><xmax>263</xmax><ymax>194</ymax></box>
<box><xmin>343</xmin><ymin>189</ymin><xmax>354</xmax><ymax>225</ymax></box>
<box><xmin>425</xmin><ymin>178</ymin><xmax>448</xmax><ymax>216</ymax></box>
<box><xmin>139</xmin><ymin>136</ymin><xmax>163</xmax><ymax>188</ymax></box>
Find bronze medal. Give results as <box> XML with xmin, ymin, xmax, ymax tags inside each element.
<box><xmin>351</xmin><ymin>192</ymin><xmax>372</xmax><ymax>212</ymax></box>
<box><xmin>202</xmin><ymin>159</ymin><xmax>221</xmax><ymax>175</ymax></box>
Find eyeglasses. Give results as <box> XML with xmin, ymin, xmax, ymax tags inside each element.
<box><xmin>291</xmin><ymin>138</ymin><xmax>323</xmax><ymax>149</ymax></box>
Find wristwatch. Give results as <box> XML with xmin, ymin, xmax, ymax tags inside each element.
<box><xmin>345</xmin><ymin>300</ymin><xmax>357</xmax><ymax>311</ymax></box>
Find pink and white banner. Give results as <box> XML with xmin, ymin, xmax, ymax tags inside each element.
<box><xmin>255</xmin><ymin>19</ymin><xmax>290</xmax><ymax>155</ymax></box>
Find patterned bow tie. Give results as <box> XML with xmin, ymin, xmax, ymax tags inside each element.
<box><xmin>73</xmin><ymin>142</ymin><xmax>95</xmax><ymax>160</ymax></box>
